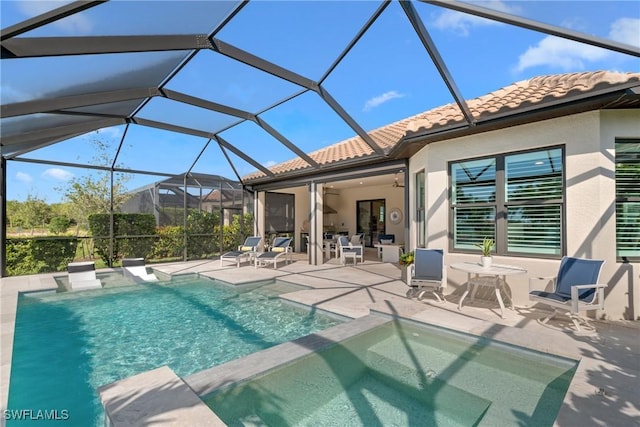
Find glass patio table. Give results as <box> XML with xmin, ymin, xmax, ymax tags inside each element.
<box><xmin>450</xmin><ymin>262</ymin><xmax>527</xmax><ymax>318</ymax></box>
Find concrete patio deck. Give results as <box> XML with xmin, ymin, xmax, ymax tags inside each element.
<box><xmin>1</xmin><ymin>254</ymin><xmax>638</xmax><ymax>426</ymax></box>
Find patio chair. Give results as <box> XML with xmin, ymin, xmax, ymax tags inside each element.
<box><xmin>220</xmin><ymin>236</ymin><xmax>263</xmax><ymax>268</ymax></box>
<box><xmin>350</xmin><ymin>233</ymin><xmax>364</xmax><ymax>246</ymax></box>
<box><xmin>528</xmin><ymin>256</ymin><xmax>606</xmax><ymax>331</ymax></box>
<box><xmin>406</xmin><ymin>248</ymin><xmax>446</xmax><ymax>302</ymax></box>
<box><xmin>68</xmin><ymin>261</ymin><xmax>102</xmax><ymax>291</ymax></box>
<box><xmin>376</xmin><ymin>234</ymin><xmax>395</xmax><ymax>258</ymax></box>
<box><xmin>378</xmin><ymin>234</ymin><xmax>395</xmax><ymax>244</ymax></box>
<box><xmin>122</xmin><ymin>258</ymin><xmax>158</xmax><ymax>283</ymax></box>
<box><xmin>323</xmin><ymin>234</ymin><xmax>338</xmax><ymax>259</ymax></box>
<box><xmin>255</xmin><ymin>237</ymin><xmax>292</xmax><ymax>269</ymax></box>
<box><xmin>337</xmin><ymin>236</ymin><xmax>363</xmax><ymax>265</ymax></box>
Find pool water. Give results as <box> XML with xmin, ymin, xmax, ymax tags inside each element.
<box><xmin>206</xmin><ymin>320</ymin><xmax>577</xmax><ymax>426</ymax></box>
<box><xmin>7</xmin><ymin>276</ymin><xmax>343</xmax><ymax>426</ymax></box>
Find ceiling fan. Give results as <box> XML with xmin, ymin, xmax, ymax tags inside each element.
<box><xmin>392</xmin><ymin>174</ymin><xmax>404</xmax><ymax>188</ymax></box>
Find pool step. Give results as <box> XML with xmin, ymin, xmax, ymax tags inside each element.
<box><xmin>366</xmin><ymin>336</ymin><xmax>492</xmax><ymax>426</ymax></box>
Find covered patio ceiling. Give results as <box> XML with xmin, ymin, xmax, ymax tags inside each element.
<box><xmin>1</xmin><ymin>1</ymin><xmax>639</xmax><ymax>192</ymax></box>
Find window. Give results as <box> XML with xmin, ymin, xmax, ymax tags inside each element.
<box><xmin>616</xmin><ymin>140</ymin><xmax>640</xmax><ymax>261</ymax></box>
<box><xmin>415</xmin><ymin>170</ymin><xmax>425</xmax><ymax>247</ymax></box>
<box><xmin>450</xmin><ymin>147</ymin><xmax>564</xmax><ymax>257</ymax></box>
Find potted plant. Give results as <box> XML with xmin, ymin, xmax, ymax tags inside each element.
<box><xmin>399</xmin><ymin>251</ymin><xmax>414</xmax><ymax>283</ymax></box>
<box><xmin>475</xmin><ymin>237</ymin><xmax>495</xmax><ymax>268</ymax></box>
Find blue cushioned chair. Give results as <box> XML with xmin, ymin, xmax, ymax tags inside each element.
<box><xmin>337</xmin><ymin>236</ymin><xmax>363</xmax><ymax>265</ymax></box>
<box><xmin>377</xmin><ymin>234</ymin><xmax>395</xmax><ymax>244</ymax></box>
<box><xmin>376</xmin><ymin>234</ymin><xmax>396</xmax><ymax>258</ymax></box>
<box><xmin>529</xmin><ymin>256</ymin><xmax>606</xmax><ymax>331</ymax></box>
<box><xmin>255</xmin><ymin>237</ymin><xmax>292</xmax><ymax>269</ymax></box>
<box><xmin>407</xmin><ymin>248</ymin><xmax>446</xmax><ymax>302</ymax></box>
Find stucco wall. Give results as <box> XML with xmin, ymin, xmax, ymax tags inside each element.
<box><xmin>409</xmin><ymin>110</ymin><xmax>640</xmax><ymax>320</ymax></box>
<box><xmin>336</xmin><ymin>184</ymin><xmax>406</xmax><ymax>244</ymax></box>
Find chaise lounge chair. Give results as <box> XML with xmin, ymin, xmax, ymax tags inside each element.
<box><xmin>122</xmin><ymin>258</ymin><xmax>159</xmax><ymax>283</ymax></box>
<box><xmin>68</xmin><ymin>261</ymin><xmax>102</xmax><ymax>290</ymax></box>
<box><xmin>406</xmin><ymin>248</ymin><xmax>446</xmax><ymax>302</ymax></box>
<box><xmin>220</xmin><ymin>236</ymin><xmax>263</xmax><ymax>268</ymax></box>
<box><xmin>529</xmin><ymin>256</ymin><xmax>606</xmax><ymax>331</ymax></box>
<box><xmin>255</xmin><ymin>237</ymin><xmax>292</xmax><ymax>269</ymax></box>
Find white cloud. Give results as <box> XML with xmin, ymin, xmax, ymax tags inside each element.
<box><xmin>264</xmin><ymin>160</ymin><xmax>277</xmax><ymax>168</ymax></box>
<box><xmin>513</xmin><ymin>17</ymin><xmax>639</xmax><ymax>73</ymax></box>
<box><xmin>433</xmin><ymin>1</ymin><xmax>521</xmax><ymax>36</ymax></box>
<box><xmin>16</xmin><ymin>0</ymin><xmax>93</xmax><ymax>34</ymax></box>
<box><xmin>609</xmin><ymin>18</ymin><xmax>640</xmax><ymax>47</ymax></box>
<box><xmin>16</xmin><ymin>172</ymin><xmax>32</xmax><ymax>183</ymax></box>
<box><xmin>363</xmin><ymin>91</ymin><xmax>405</xmax><ymax>112</ymax></box>
<box><xmin>514</xmin><ymin>36</ymin><xmax>609</xmax><ymax>72</ymax></box>
<box><xmin>42</xmin><ymin>168</ymin><xmax>74</xmax><ymax>181</ymax></box>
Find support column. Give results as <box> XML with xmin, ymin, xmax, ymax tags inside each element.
<box><xmin>1</xmin><ymin>158</ymin><xmax>6</xmax><ymax>277</ymax></box>
<box><xmin>255</xmin><ymin>191</ymin><xmax>266</xmax><ymax>250</ymax></box>
<box><xmin>308</xmin><ymin>182</ymin><xmax>324</xmax><ymax>265</ymax></box>
<box><xmin>109</xmin><ymin>169</ymin><xmax>114</xmax><ymax>267</ymax></box>
<box><xmin>403</xmin><ymin>167</ymin><xmax>410</xmax><ymax>251</ymax></box>
<box><xmin>182</xmin><ymin>175</ymin><xmax>188</xmax><ymax>261</ymax></box>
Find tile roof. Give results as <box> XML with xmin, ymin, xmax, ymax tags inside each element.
<box><xmin>406</xmin><ymin>70</ymin><xmax>640</xmax><ymax>134</ymax></box>
<box><xmin>244</xmin><ymin>71</ymin><xmax>640</xmax><ymax>182</ymax></box>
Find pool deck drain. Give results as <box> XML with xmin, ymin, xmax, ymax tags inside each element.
<box><xmin>1</xmin><ymin>257</ymin><xmax>639</xmax><ymax>426</ymax></box>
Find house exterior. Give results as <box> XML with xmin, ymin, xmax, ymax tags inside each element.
<box><xmin>245</xmin><ymin>71</ymin><xmax>640</xmax><ymax>321</ymax></box>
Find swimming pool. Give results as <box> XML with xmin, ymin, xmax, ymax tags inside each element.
<box><xmin>205</xmin><ymin>319</ymin><xmax>577</xmax><ymax>426</ymax></box>
<box><xmin>7</xmin><ymin>276</ymin><xmax>344</xmax><ymax>426</ymax></box>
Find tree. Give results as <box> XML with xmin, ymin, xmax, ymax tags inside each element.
<box><xmin>6</xmin><ymin>200</ymin><xmax>22</xmax><ymax>228</ymax></box>
<box><xmin>49</xmin><ymin>216</ymin><xmax>71</xmax><ymax>235</ymax></box>
<box><xmin>17</xmin><ymin>195</ymin><xmax>53</xmax><ymax>234</ymax></box>
<box><xmin>60</xmin><ymin>135</ymin><xmax>132</xmax><ymax>228</ymax></box>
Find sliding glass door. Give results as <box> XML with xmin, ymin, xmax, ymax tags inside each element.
<box><xmin>356</xmin><ymin>199</ymin><xmax>385</xmax><ymax>247</ymax></box>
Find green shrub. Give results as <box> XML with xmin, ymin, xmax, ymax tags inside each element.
<box><xmin>88</xmin><ymin>213</ymin><xmax>157</xmax><ymax>266</ymax></box>
<box><xmin>220</xmin><ymin>213</ymin><xmax>255</xmax><ymax>252</ymax></box>
<box><xmin>48</xmin><ymin>216</ymin><xmax>71</xmax><ymax>235</ymax></box>
<box><xmin>153</xmin><ymin>225</ymin><xmax>184</xmax><ymax>259</ymax></box>
<box><xmin>186</xmin><ymin>210</ymin><xmax>219</xmax><ymax>259</ymax></box>
<box><xmin>6</xmin><ymin>238</ymin><xmax>78</xmax><ymax>275</ymax></box>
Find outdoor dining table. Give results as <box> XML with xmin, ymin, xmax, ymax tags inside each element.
<box><xmin>450</xmin><ymin>262</ymin><xmax>527</xmax><ymax>318</ymax></box>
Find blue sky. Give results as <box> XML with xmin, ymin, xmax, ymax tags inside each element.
<box><xmin>1</xmin><ymin>0</ymin><xmax>639</xmax><ymax>203</ymax></box>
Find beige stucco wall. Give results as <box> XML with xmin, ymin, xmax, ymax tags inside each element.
<box><xmin>409</xmin><ymin>110</ymin><xmax>640</xmax><ymax>320</ymax></box>
<box><xmin>337</xmin><ymin>185</ymin><xmax>405</xmax><ymax>244</ymax></box>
